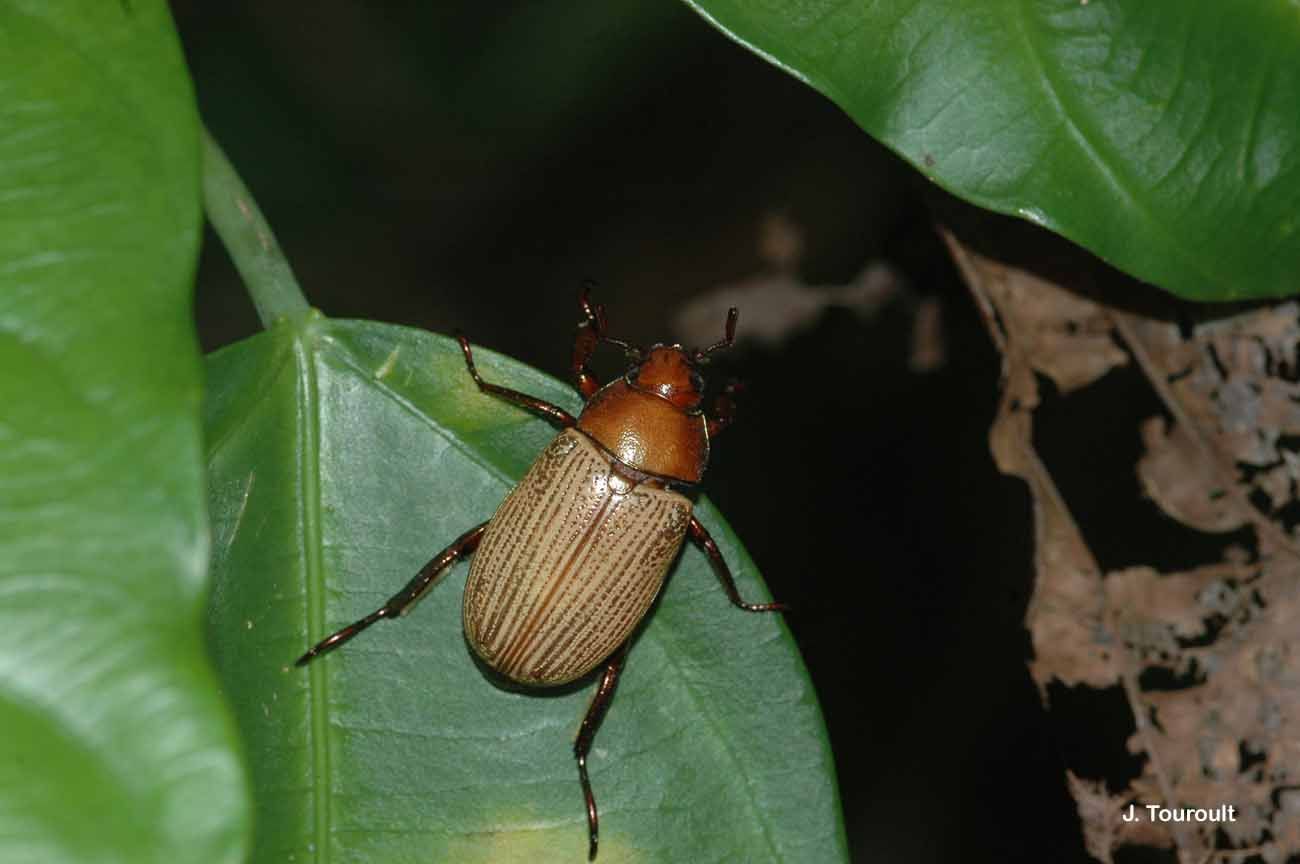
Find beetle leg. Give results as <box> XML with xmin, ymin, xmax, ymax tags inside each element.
<box><xmin>457</xmin><ymin>334</ymin><xmax>577</xmax><ymax>428</ymax></box>
<box><xmin>705</xmin><ymin>379</ymin><xmax>744</xmax><ymax>439</ymax></box>
<box><xmin>573</xmin><ymin>281</ymin><xmax>607</xmax><ymax>399</ymax></box>
<box><xmin>574</xmin><ymin>642</ymin><xmax>629</xmax><ymax>862</ymax></box>
<box><xmin>687</xmin><ymin>515</ymin><xmax>789</xmax><ymax>613</ymax></box>
<box><xmin>294</xmin><ymin>522</ymin><xmax>488</xmax><ymax>666</ymax></box>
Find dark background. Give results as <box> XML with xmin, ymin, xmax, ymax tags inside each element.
<box><xmin>174</xmin><ymin>3</ymin><xmax>1130</xmax><ymax>861</ymax></box>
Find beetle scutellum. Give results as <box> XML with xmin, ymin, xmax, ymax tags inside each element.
<box><xmin>295</xmin><ymin>288</ymin><xmax>786</xmax><ymax>859</ymax></box>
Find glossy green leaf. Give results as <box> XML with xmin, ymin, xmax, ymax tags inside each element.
<box><xmin>205</xmin><ymin>315</ymin><xmax>846</xmax><ymax>863</ymax></box>
<box><xmin>684</xmin><ymin>0</ymin><xmax>1300</xmax><ymax>300</ymax></box>
<box><xmin>0</xmin><ymin>2</ymin><xmax>248</xmax><ymax>863</ymax></box>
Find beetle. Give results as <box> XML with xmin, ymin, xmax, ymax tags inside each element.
<box><xmin>295</xmin><ymin>287</ymin><xmax>786</xmax><ymax>859</ymax></box>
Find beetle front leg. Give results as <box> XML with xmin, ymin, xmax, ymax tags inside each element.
<box><xmin>688</xmin><ymin>515</ymin><xmax>788</xmax><ymax>613</ymax></box>
<box><xmin>572</xmin><ymin>282</ymin><xmax>607</xmax><ymax>399</ymax></box>
<box><xmin>705</xmin><ymin>379</ymin><xmax>744</xmax><ymax>438</ymax></box>
<box><xmin>457</xmin><ymin>335</ymin><xmax>577</xmax><ymax>428</ymax></box>
<box><xmin>574</xmin><ymin>642</ymin><xmax>628</xmax><ymax>861</ymax></box>
<box><xmin>294</xmin><ymin>522</ymin><xmax>488</xmax><ymax>666</ymax></box>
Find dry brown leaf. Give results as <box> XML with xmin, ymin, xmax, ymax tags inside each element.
<box><xmin>1066</xmin><ymin>773</ymin><xmax>1179</xmax><ymax>862</ymax></box>
<box><xmin>944</xmin><ymin>224</ymin><xmax>1300</xmax><ymax>864</ymax></box>
<box><xmin>944</xmin><ymin>230</ymin><xmax>1119</xmax><ymax>692</ymax></box>
<box><xmin>1119</xmin><ymin>304</ymin><xmax>1300</xmax><ymax>528</ymax></box>
<box><xmin>960</xmin><ymin>248</ymin><xmax>1127</xmax><ymax>394</ymax></box>
<box><xmin>1105</xmin><ymin>565</ymin><xmax>1223</xmax><ymax>665</ymax></box>
<box><xmin>1068</xmin><ymin>772</ymin><xmax>1120</xmax><ymax>864</ymax></box>
<box><xmin>1137</xmin><ymin>418</ymin><xmax>1248</xmax><ymax>533</ymax></box>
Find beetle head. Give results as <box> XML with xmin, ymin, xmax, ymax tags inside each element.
<box><xmin>627</xmin><ymin>307</ymin><xmax>739</xmax><ymax>411</ymax></box>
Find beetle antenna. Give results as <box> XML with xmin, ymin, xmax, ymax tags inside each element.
<box><xmin>692</xmin><ymin>307</ymin><xmax>739</xmax><ymax>364</ymax></box>
<box><xmin>603</xmin><ymin>336</ymin><xmax>642</xmax><ymax>362</ymax></box>
<box><xmin>580</xmin><ymin>281</ymin><xmax>643</xmax><ymax>361</ymax></box>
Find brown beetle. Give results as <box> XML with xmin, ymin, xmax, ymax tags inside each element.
<box><xmin>296</xmin><ymin>288</ymin><xmax>786</xmax><ymax>859</ymax></box>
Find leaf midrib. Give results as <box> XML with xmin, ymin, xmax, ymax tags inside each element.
<box><xmin>1003</xmin><ymin>1</ymin><xmax>1227</xmax><ymax>294</ymax></box>
<box><xmin>295</xmin><ymin>328</ymin><xmax>330</xmax><ymax>864</ymax></box>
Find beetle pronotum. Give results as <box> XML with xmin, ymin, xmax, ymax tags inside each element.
<box><xmin>295</xmin><ymin>287</ymin><xmax>786</xmax><ymax>859</ymax></box>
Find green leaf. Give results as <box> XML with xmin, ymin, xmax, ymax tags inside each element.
<box><xmin>205</xmin><ymin>315</ymin><xmax>847</xmax><ymax>863</ymax></box>
<box><xmin>683</xmin><ymin>0</ymin><xmax>1300</xmax><ymax>301</ymax></box>
<box><xmin>0</xmin><ymin>2</ymin><xmax>249</xmax><ymax>863</ymax></box>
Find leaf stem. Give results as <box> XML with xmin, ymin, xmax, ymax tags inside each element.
<box><xmin>201</xmin><ymin>125</ymin><xmax>310</xmax><ymax>328</ymax></box>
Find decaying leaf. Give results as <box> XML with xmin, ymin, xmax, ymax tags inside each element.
<box><xmin>945</xmin><ymin>225</ymin><xmax>1300</xmax><ymax>864</ymax></box>
<box><xmin>948</xmin><ymin>239</ymin><xmax>1127</xmax><ymax>395</ymax></box>
<box><xmin>1120</xmin><ymin>304</ymin><xmax>1300</xmax><ymax>529</ymax></box>
<box><xmin>943</xmin><ymin>230</ymin><xmax>1119</xmax><ymax>692</ymax></box>
<box><xmin>1068</xmin><ymin>771</ymin><xmax>1174</xmax><ymax>863</ymax></box>
<box><xmin>1069</xmin><ymin>772</ymin><xmax>1122</xmax><ymax>864</ymax></box>
<box><xmin>1137</xmin><ymin>418</ymin><xmax>1247</xmax><ymax>534</ymax></box>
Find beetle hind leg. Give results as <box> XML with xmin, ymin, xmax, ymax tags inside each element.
<box><xmin>294</xmin><ymin>522</ymin><xmax>488</xmax><ymax>666</ymax></box>
<box><xmin>688</xmin><ymin>515</ymin><xmax>789</xmax><ymax>613</ymax></box>
<box><xmin>574</xmin><ymin>642</ymin><xmax>629</xmax><ymax>861</ymax></box>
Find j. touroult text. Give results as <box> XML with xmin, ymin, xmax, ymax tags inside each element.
<box><xmin>1122</xmin><ymin>804</ymin><xmax>1237</xmax><ymax>823</ymax></box>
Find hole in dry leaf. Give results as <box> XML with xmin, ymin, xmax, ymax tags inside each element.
<box><xmin>1032</xmin><ymin>366</ymin><xmax>1242</xmax><ymax>572</ymax></box>
<box><xmin>1175</xmin><ymin>612</ymin><xmax>1227</xmax><ymax>649</ymax></box>
<box><xmin>1239</xmin><ymin>741</ymin><xmax>1268</xmax><ymax>775</ymax></box>
<box><xmin>1218</xmin><ymin>827</ymin><xmax>1277</xmax><ymax>864</ymax></box>
<box><xmin>1247</xmin><ymin>486</ymin><xmax>1274</xmax><ymax>515</ymax></box>
<box><xmin>1270</xmin><ymin>442</ymin><xmax>1300</xmax><ymax>519</ymax></box>
<box><xmin>1275</xmin><ymin>434</ymin><xmax>1300</xmax><ymax>452</ymax></box>
<box><xmin>1207</xmin><ymin>828</ymin><xmax>1271</xmax><ymax>864</ymax></box>
<box><xmin>1044</xmin><ymin>681</ymin><xmax>1145</xmax><ymax>793</ymax></box>
<box><xmin>1272</xmin><ymin>496</ymin><xmax>1300</xmax><ymax>534</ymax></box>
<box><xmin>1137</xmin><ymin>661</ymin><xmax>1206</xmax><ymax>692</ymax></box>
<box><xmin>1270</xmin><ymin>784</ymin><xmax>1300</xmax><ymax>810</ymax></box>
<box><xmin>1207</xmin><ymin>340</ymin><xmax>1232</xmax><ymax>381</ymax></box>
<box><xmin>1272</xmin><ymin>351</ymin><xmax>1300</xmax><ymax>382</ymax></box>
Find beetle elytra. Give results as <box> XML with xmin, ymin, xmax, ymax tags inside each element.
<box><xmin>295</xmin><ymin>287</ymin><xmax>786</xmax><ymax>859</ymax></box>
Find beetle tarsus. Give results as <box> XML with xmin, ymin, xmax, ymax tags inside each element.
<box><xmin>578</xmin><ymin>752</ymin><xmax>599</xmax><ymax>860</ymax></box>
<box><xmin>687</xmin><ymin>514</ymin><xmax>788</xmax><ymax>614</ymax></box>
<box><xmin>573</xmin><ymin>644</ymin><xmax>628</xmax><ymax>862</ymax></box>
<box><xmin>295</xmin><ymin>608</ymin><xmax>389</xmax><ymax>666</ymax></box>
<box><xmin>455</xmin><ymin>332</ymin><xmax>484</xmax><ymax>385</ymax></box>
<box><xmin>293</xmin><ymin>523</ymin><xmax>488</xmax><ymax>667</ymax></box>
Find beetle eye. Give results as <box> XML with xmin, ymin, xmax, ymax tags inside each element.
<box><xmin>690</xmin><ymin>371</ymin><xmax>705</xmax><ymax>393</ymax></box>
